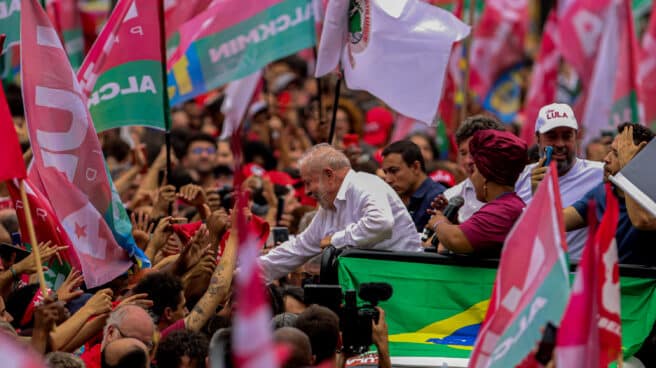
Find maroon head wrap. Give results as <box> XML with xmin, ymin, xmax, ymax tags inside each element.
<box><xmin>470</xmin><ymin>130</ymin><xmax>528</xmax><ymax>186</ymax></box>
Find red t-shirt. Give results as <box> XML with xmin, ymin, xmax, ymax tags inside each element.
<box><xmin>80</xmin><ymin>343</ymin><xmax>101</xmax><ymax>368</ymax></box>
<box><xmin>160</xmin><ymin>318</ymin><xmax>186</xmax><ymax>340</ymax></box>
<box><xmin>459</xmin><ymin>193</ymin><xmax>525</xmax><ymax>253</ymax></box>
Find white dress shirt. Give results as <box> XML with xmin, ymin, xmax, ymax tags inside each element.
<box><xmin>515</xmin><ymin>158</ymin><xmax>604</xmax><ymax>259</ymax></box>
<box><xmin>443</xmin><ymin>178</ymin><xmax>484</xmax><ymax>223</ymax></box>
<box><xmin>260</xmin><ymin>170</ymin><xmax>422</xmax><ymax>281</ymax></box>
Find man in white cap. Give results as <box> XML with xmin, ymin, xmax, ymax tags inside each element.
<box><xmin>515</xmin><ymin>103</ymin><xmax>604</xmax><ymax>259</ymax></box>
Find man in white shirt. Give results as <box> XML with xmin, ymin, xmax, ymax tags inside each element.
<box><xmin>260</xmin><ymin>144</ymin><xmax>422</xmax><ymax>281</ymax></box>
<box><xmin>515</xmin><ymin>103</ymin><xmax>603</xmax><ymax>259</ymax></box>
<box><xmin>442</xmin><ymin>116</ymin><xmax>506</xmax><ymax>223</ymax></box>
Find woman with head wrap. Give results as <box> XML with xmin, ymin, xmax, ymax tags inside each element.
<box><xmin>426</xmin><ymin>130</ymin><xmax>528</xmax><ymax>254</ymax></box>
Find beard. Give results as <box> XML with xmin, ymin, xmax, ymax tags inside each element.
<box><xmin>554</xmin><ymin>149</ymin><xmax>575</xmax><ymax>176</ymax></box>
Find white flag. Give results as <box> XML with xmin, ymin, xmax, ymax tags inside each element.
<box><xmin>315</xmin><ymin>0</ymin><xmax>470</xmax><ymax>124</ymax></box>
<box><xmin>220</xmin><ymin>70</ymin><xmax>262</xmax><ymax>139</ymax></box>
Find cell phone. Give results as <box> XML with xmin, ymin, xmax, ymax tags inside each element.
<box><xmin>272</xmin><ymin>227</ymin><xmax>290</xmax><ymax>244</ymax></box>
<box><xmin>342</xmin><ymin>133</ymin><xmax>359</xmax><ymax>149</ymax></box>
<box><xmin>535</xmin><ymin>322</ymin><xmax>557</xmax><ymax>365</ymax></box>
<box><xmin>543</xmin><ymin>146</ymin><xmax>553</xmax><ymax>166</ymax></box>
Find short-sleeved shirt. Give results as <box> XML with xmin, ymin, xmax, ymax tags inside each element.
<box><xmin>408</xmin><ymin>178</ymin><xmax>446</xmax><ymax>231</ymax></box>
<box><xmin>444</xmin><ymin>178</ymin><xmax>484</xmax><ymax>223</ymax></box>
<box><xmin>459</xmin><ymin>192</ymin><xmax>525</xmax><ymax>254</ymax></box>
<box><xmin>572</xmin><ymin>183</ymin><xmax>656</xmax><ymax>266</ymax></box>
<box><xmin>515</xmin><ymin>158</ymin><xmax>604</xmax><ymax>259</ymax></box>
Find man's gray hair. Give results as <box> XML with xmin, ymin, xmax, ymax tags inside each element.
<box><xmin>103</xmin><ymin>305</ymin><xmax>131</xmax><ymax>336</ymax></box>
<box><xmin>298</xmin><ymin>143</ymin><xmax>351</xmax><ymax>173</ymax></box>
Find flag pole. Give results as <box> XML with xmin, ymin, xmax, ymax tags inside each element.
<box><xmin>157</xmin><ymin>0</ymin><xmax>173</xmax><ymax>214</ymax></box>
<box><xmin>459</xmin><ymin>0</ymin><xmax>476</xmax><ymax>123</ymax></box>
<box><xmin>18</xmin><ymin>180</ymin><xmax>47</xmax><ymax>295</ymax></box>
<box><xmin>312</xmin><ymin>46</ymin><xmax>324</xmax><ymax>128</ymax></box>
<box><xmin>328</xmin><ymin>74</ymin><xmax>342</xmax><ymax>145</ymax></box>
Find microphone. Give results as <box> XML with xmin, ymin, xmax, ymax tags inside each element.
<box><xmin>442</xmin><ymin>196</ymin><xmax>465</xmax><ymax>223</ymax></box>
<box><xmin>421</xmin><ymin>196</ymin><xmax>465</xmax><ymax>242</ymax></box>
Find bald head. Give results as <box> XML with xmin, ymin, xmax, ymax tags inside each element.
<box><xmin>298</xmin><ymin>144</ymin><xmax>351</xmax><ymax>209</ymax></box>
<box><xmin>273</xmin><ymin>327</ymin><xmax>313</xmax><ymax>368</ymax></box>
<box><xmin>102</xmin><ymin>305</ymin><xmax>154</xmax><ymax>350</ymax></box>
<box><xmin>101</xmin><ymin>337</ymin><xmax>149</xmax><ymax>368</ymax></box>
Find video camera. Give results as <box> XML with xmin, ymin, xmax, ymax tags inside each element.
<box><xmin>305</xmin><ymin>282</ymin><xmax>393</xmax><ymax>355</ymax></box>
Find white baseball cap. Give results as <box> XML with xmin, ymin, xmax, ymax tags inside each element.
<box><xmin>535</xmin><ymin>103</ymin><xmax>578</xmax><ymax>133</ymax></box>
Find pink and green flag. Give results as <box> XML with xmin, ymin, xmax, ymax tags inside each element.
<box><xmin>0</xmin><ymin>0</ymin><xmax>20</xmax><ymax>53</ymax></box>
<box><xmin>166</xmin><ymin>0</ymin><xmax>316</xmax><ymax>106</ymax></box>
<box><xmin>78</xmin><ymin>0</ymin><xmax>166</xmax><ymax>132</ymax></box>
<box><xmin>21</xmin><ymin>0</ymin><xmax>146</xmax><ymax>288</ymax></box>
<box><xmin>469</xmin><ymin>164</ymin><xmax>570</xmax><ymax>368</ymax></box>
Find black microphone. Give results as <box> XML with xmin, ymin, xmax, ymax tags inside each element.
<box><xmin>421</xmin><ymin>196</ymin><xmax>465</xmax><ymax>242</ymax></box>
<box><xmin>442</xmin><ymin>196</ymin><xmax>465</xmax><ymax>223</ymax></box>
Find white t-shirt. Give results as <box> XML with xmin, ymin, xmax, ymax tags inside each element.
<box><xmin>515</xmin><ymin>158</ymin><xmax>604</xmax><ymax>259</ymax></box>
<box><xmin>443</xmin><ymin>178</ymin><xmax>484</xmax><ymax>223</ymax></box>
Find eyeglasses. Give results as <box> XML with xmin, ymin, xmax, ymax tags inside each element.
<box><xmin>191</xmin><ymin>147</ymin><xmax>217</xmax><ymax>155</ymax></box>
<box><xmin>114</xmin><ymin>324</ymin><xmax>155</xmax><ymax>351</ymax></box>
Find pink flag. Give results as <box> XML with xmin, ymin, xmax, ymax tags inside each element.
<box><xmin>521</xmin><ymin>10</ymin><xmax>559</xmax><ymax>146</ymax></box>
<box><xmin>469</xmin><ymin>164</ymin><xmax>570</xmax><ymax>368</ymax></box>
<box><xmin>164</xmin><ymin>0</ymin><xmax>213</xmax><ymax>38</ymax></box>
<box><xmin>21</xmin><ymin>0</ymin><xmax>132</xmax><ymax>288</ymax></box>
<box><xmin>232</xmin><ymin>192</ymin><xmax>277</xmax><ymax>367</ymax></box>
<box><xmin>558</xmin><ymin>0</ymin><xmax>612</xmax><ymax>89</ymax></box>
<box><xmin>0</xmin><ymin>83</ymin><xmax>26</xmax><ymax>182</ymax></box>
<box><xmin>638</xmin><ymin>2</ymin><xmax>656</xmax><ymax>128</ymax></box>
<box><xmin>220</xmin><ymin>70</ymin><xmax>262</xmax><ymax>139</ymax></box>
<box><xmin>0</xmin><ymin>330</ymin><xmax>47</xmax><ymax>368</ymax></box>
<box><xmin>469</xmin><ymin>0</ymin><xmax>529</xmax><ymax>98</ymax></box>
<box><xmin>46</xmin><ymin>0</ymin><xmax>84</xmax><ymax>68</ymax></box>
<box><xmin>555</xmin><ymin>184</ymin><xmax>621</xmax><ymax>367</ymax></box>
<box><xmin>580</xmin><ymin>0</ymin><xmax>640</xmax><ymax>147</ymax></box>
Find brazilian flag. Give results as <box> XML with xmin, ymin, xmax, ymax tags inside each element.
<box><xmin>337</xmin><ymin>250</ymin><xmax>656</xmax><ymax>361</ymax></box>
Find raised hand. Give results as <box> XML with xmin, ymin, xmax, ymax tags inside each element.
<box><xmin>56</xmin><ymin>269</ymin><xmax>84</xmax><ymax>303</ymax></box>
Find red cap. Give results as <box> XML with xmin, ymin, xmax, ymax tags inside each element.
<box><xmin>363</xmin><ymin>107</ymin><xmax>394</xmax><ymax>147</ymax></box>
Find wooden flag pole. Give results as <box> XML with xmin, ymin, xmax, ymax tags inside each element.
<box><xmin>459</xmin><ymin>0</ymin><xmax>477</xmax><ymax>123</ymax></box>
<box><xmin>328</xmin><ymin>75</ymin><xmax>342</xmax><ymax>145</ymax></box>
<box><xmin>157</xmin><ymin>0</ymin><xmax>173</xmax><ymax>214</ymax></box>
<box><xmin>18</xmin><ymin>180</ymin><xmax>47</xmax><ymax>295</ymax></box>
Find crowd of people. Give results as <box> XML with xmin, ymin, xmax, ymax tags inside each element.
<box><xmin>1</xmin><ymin>53</ymin><xmax>656</xmax><ymax>368</ymax></box>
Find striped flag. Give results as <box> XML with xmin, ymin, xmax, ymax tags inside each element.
<box><xmin>21</xmin><ymin>0</ymin><xmax>141</xmax><ymax>288</ymax></box>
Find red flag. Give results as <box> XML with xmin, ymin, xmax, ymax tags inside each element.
<box><xmin>469</xmin><ymin>164</ymin><xmax>570</xmax><ymax>368</ymax></box>
<box><xmin>6</xmin><ymin>178</ymin><xmax>81</xmax><ymax>289</ymax></box>
<box><xmin>0</xmin><ymin>83</ymin><xmax>26</xmax><ymax>182</ymax></box>
<box><xmin>469</xmin><ymin>0</ymin><xmax>529</xmax><ymax>98</ymax></box>
<box><xmin>21</xmin><ymin>0</ymin><xmax>133</xmax><ymax>288</ymax></box>
<box><xmin>638</xmin><ymin>2</ymin><xmax>656</xmax><ymax>129</ymax></box>
<box><xmin>521</xmin><ymin>10</ymin><xmax>559</xmax><ymax>145</ymax></box>
<box><xmin>46</xmin><ymin>0</ymin><xmax>84</xmax><ymax>68</ymax></box>
<box><xmin>555</xmin><ymin>184</ymin><xmax>621</xmax><ymax>367</ymax></box>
